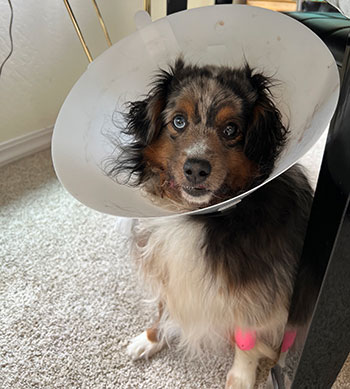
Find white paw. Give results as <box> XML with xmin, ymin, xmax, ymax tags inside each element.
<box><xmin>225</xmin><ymin>369</ymin><xmax>255</xmax><ymax>389</ymax></box>
<box><xmin>127</xmin><ymin>331</ymin><xmax>164</xmax><ymax>360</ymax></box>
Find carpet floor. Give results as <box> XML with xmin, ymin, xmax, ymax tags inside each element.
<box><xmin>0</xmin><ymin>141</ymin><xmax>349</xmax><ymax>388</ymax></box>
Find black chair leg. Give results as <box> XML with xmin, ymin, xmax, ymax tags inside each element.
<box><xmin>289</xmin><ymin>38</ymin><xmax>350</xmax><ymax>389</ymax></box>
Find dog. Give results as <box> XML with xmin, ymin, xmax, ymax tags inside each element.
<box><xmin>107</xmin><ymin>58</ymin><xmax>318</xmax><ymax>388</ymax></box>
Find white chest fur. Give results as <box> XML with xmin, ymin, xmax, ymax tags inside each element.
<box><xmin>133</xmin><ymin>217</ymin><xmax>237</xmax><ymax>351</ymax></box>
<box><xmin>133</xmin><ymin>216</ymin><xmax>288</xmax><ymax>353</ymax></box>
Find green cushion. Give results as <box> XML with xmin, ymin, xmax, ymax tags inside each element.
<box><xmin>287</xmin><ymin>12</ymin><xmax>348</xmax><ymax>21</ymax></box>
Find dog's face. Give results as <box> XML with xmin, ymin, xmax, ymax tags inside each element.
<box><xmin>109</xmin><ymin>59</ymin><xmax>287</xmax><ymax>210</ymax></box>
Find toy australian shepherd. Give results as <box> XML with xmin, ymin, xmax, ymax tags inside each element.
<box><xmin>107</xmin><ymin>58</ymin><xmax>318</xmax><ymax>388</ymax></box>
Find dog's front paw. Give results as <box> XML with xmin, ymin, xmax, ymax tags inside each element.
<box><xmin>127</xmin><ymin>331</ymin><xmax>165</xmax><ymax>360</ymax></box>
<box><xmin>225</xmin><ymin>369</ymin><xmax>255</xmax><ymax>389</ymax></box>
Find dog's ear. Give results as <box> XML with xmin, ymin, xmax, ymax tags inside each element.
<box><xmin>125</xmin><ymin>92</ymin><xmax>165</xmax><ymax>146</ymax></box>
<box><xmin>244</xmin><ymin>67</ymin><xmax>287</xmax><ymax>176</ymax></box>
<box><xmin>107</xmin><ymin>58</ymin><xmax>185</xmax><ymax>184</ymax></box>
<box><xmin>125</xmin><ymin>57</ymin><xmax>185</xmax><ymax>146</ymax></box>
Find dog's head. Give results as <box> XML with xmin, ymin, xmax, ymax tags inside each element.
<box><xmin>109</xmin><ymin>58</ymin><xmax>287</xmax><ymax>210</ymax></box>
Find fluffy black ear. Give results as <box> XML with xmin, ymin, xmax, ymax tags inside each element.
<box><xmin>125</xmin><ymin>57</ymin><xmax>185</xmax><ymax>145</ymax></box>
<box><xmin>244</xmin><ymin>67</ymin><xmax>288</xmax><ymax>177</ymax></box>
<box><xmin>125</xmin><ymin>80</ymin><xmax>169</xmax><ymax>146</ymax></box>
<box><xmin>106</xmin><ymin>58</ymin><xmax>185</xmax><ymax>184</ymax></box>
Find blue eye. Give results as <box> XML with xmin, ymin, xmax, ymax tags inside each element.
<box><xmin>173</xmin><ymin>115</ymin><xmax>186</xmax><ymax>130</ymax></box>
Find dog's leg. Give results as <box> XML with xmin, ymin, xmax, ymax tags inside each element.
<box><xmin>265</xmin><ymin>350</ymin><xmax>292</xmax><ymax>389</ymax></box>
<box><xmin>225</xmin><ymin>345</ymin><xmax>260</xmax><ymax>389</ymax></box>
<box><xmin>127</xmin><ymin>302</ymin><xmax>166</xmax><ymax>360</ymax></box>
<box><xmin>265</xmin><ymin>329</ymin><xmax>297</xmax><ymax>388</ymax></box>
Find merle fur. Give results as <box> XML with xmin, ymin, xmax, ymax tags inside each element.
<box><xmin>108</xmin><ymin>58</ymin><xmax>317</xmax><ymax>328</ymax></box>
<box><xmin>106</xmin><ymin>58</ymin><xmax>288</xmax><ymax>185</ymax></box>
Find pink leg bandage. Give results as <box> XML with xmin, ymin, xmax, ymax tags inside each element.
<box><xmin>281</xmin><ymin>330</ymin><xmax>297</xmax><ymax>352</ymax></box>
<box><xmin>234</xmin><ymin>328</ymin><xmax>257</xmax><ymax>351</ymax></box>
<box><xmin>231</xmin><ymin>329</ymin><xmax>296</xmax><ymax>352</ymax></box>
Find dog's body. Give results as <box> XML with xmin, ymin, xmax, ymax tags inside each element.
<box><xmin>108</xmin><ymin>59</ymin><xmax>318</xmax><ymax>388</ymax></box>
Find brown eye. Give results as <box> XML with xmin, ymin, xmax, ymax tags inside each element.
<box><xmin>223</xmin><ymin>123</ymin><xmax>239</xmax><ymax>139</ymax></box>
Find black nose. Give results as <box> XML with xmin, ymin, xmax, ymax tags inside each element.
<box><xmin>183</xmin><ymin>158</ymin><xmax>212</xmax><ymax>185</ymax></box>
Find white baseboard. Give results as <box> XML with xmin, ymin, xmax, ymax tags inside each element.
<box><xmin>0</xmin><ymin>127</ymin><xmax>53</xmax><ymax>168</ymax></box>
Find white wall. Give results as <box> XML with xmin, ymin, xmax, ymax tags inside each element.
<box><xmin>0</xmin><ymin>0</ymin><xmax>146</xmax><ymax>144</ymax></box>
<box><xmin>0</xmin><ymin>0</ymin><xmax>213</xmax><ymax>145</ymax></box>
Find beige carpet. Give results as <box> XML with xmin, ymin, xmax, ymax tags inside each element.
<box><xmin>0</xmin><ymin>144</ymin><xmax>349</xmax><ymax>388</ymax></box>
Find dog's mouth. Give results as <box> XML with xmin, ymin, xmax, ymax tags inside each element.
<box><xmin>180</xmin><ymin>184</ymin><xmax>214</xmax><ymax>206</ymax></box>
<box><xmin>182</xmin><ymin>185</ymin><xmax>209</xmax><ymax>197</ymax></box>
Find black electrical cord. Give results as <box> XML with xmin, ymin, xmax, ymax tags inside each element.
<box><xmin>0</xmin><ymin>0</ymin><xmax>14</xmax><ymax>78</ymax></box>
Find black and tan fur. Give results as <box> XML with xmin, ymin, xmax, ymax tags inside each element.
<box><xmin>107</xmin><ymin>58</ymin><xmax>317</xmax><ymax>388</ymax></box>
